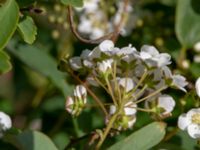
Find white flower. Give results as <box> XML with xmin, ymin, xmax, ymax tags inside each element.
<box><xmin>97</xmin><ymin>59</ymin><xmax>113</xmax><ymax>74</ymax></box>
<box><xmin>172</xmin><ymin>75</ymin><xmax>188</xmax><ymax>92</ymax></box>
<box><xmin>69</xmin><ymin>57</ymin><xmax>82</xmax><ymax>71</ymax></box>
<box><xmin>145</xmin><ymin>95</ymin><xmax>175</xmax><ymax>115</ymax></box>
<box><xmin>74</xmin><ymin>85</ymin><xmax>87</xmax><ymax>101</ymax></box>
<box><xmin>195</xmin><ymin>77</ymin><xmax>200</xmax><ymax>98</ymax></box>
<box><xmin>162</xmin><ymin>67</ymin><xmax>188</xmax><ymax>92</ymax></box>
<box><xmin>99</xmin><ymin>40</ymin><xmax>114</xmax><ymax>52</ymax></box>
<box><xmin>0</xmin><ymin>112</ymin><xmax>12</xmax><ymax>138</ymax></box>
<box><xmin>178</xmin><ymin>108</ymin><xmax>200</xmax><ymax>139</ymax></box>
<box><xmin>157</xmin><ymin>95</ymin><xmax>175</xmax><ymax>115</ymax></box>
<box><xmin>118</xmin><ymin>78</ymin><xmax>135</xmax><ymax>92</ymax></box>
<box><xmin>140</xmin><ymin>45</ymin><xmax>171</xmax><ymax>67</ymax></box>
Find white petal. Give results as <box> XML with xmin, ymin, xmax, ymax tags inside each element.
<box><xmin>141</xmin><ymin>45</ymin><xmax>159</xmax><ymax>56</ymax></box>
<box><xmin>65</xmin><ymin>97</ymin><xmax>74</xmax><ymax>113</ymax></box>
<box><xmin>69</xmin><ymin>57</ymin><xmax>82</xmax><ymax>70</ymax></box>
<box><xmin>195</xmin><ymin>77</ymin><xmax>200</xmax><ymax>98</ymax></box>
<box><xmin>124</xmin><ymin>102</ymin><xmax>137</xmax><ymax>115</ymax></box>
<box><xmin>109</xmin><ymin>105</ymin><xmax>116</xmax><ymax>115</ymax></box>
<box><xmin>128</xmin><ymin>117</ymin><xmax>136</xmax><ymax>128</ymax></box>
<box><xmin>99</xmin><ymin>40</ymin><xmax>114</xmax><ymax>52</ymax></box>
<box><xmin>80</xmin><ymin>49</ymin><xmax>91</xmax><ymax>59</ymax></box>
<box><xmin>158</xmin><ymin>95</ymin><xmax>175</xmax><ymax>114</ymax></box>
<box><xmin>118</xmin><ymin>78</ymin><xmax>135</xmax><ymax>92</ymax></box>
<box><xmin>0</xmin><ymin>112</ymin><xmax>12</xmax><ymax>130</ymax></box>
<box><xmin>178</xmin><ymin>113</ymin><xmax>190</xmax><ymax>130</ymax></box>
<box><xmin>187</xmin><ymin>124</ymin><xmax>200</xmax><ymax>139</ymax></box>
<box><xmin>140</xmin><ymin>51</ymin><xmax>152</xmax><ymax>59</ymax></box>
<box><xmin>186</xmin><ymin>108</ymin><xmax>200</xmax><ymax>119</ymax></box>
<box><xmin>74</xmin><ymin>85</ymin><xmax>87</xmax><ymax>98</ymax></box>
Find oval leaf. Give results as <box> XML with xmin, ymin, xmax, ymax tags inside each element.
<box><xmin>175</xmin><ymin>0</ymin><xmax>200</xmax><ymax>48</ymax></box>
<box><xmin>0</xmin><ymin>0</ymin><xmax>19</xmax><ymax>50</ymax></box>
<box><xmin>61</xmin><ymin>0</ymin><xmax>83</xmax><ymax>7</ymax></box>
<box><xmin>8</xmin><ymin>43</ymin><xmax>73</xmax><ymax>97</ymax></box>
<box><xmin>18</xmin><ymin>16</ymin><xmax>37</xmax><ymax>44</ymax></box>
<box><xmin>15</xmin><ymin>131</ymin><xmax>58</xmax><ymax>150</ymax></box>
<box><xmin>108</xmin><ymin>122</ymin><xmax>166</xmax><ymax>150</ymax></box>
<box><xmin>0</xmin><ymin>50</ymin><xmax>12</xmax><ymax>74</ymax></box>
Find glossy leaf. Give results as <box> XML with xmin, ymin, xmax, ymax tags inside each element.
<box><xmin>18</xmin><ymin>16</ymin><xmax>37</xmax><ymax>44</ymax></box>
<box><xmin>0</xmin><ymin>0</ymin><xmax>19</xmax><ymax>50</ymax></box>
<box><xmin>61</xmin><ymin>0</ymin><xmax>83</xmax><ymax>7</ymax></box>
<box><xmin>0</xmin><ymin>51</ymin><xmax>12</xmax><ymax>74</ymax></box>
<box><xmin>8</xmin><ymin>44</ymin><xmax>73</xmax><ymax>97</ymax></box>
<box><xmin>108</xmin><ymin>122</ymin><xmax>166</xmax><ymax>150</ymax></box>
<box><xmin>15</xmin><ymin>131</ymin><xmax>58</xmax><ymax>150</ymax></box>
<box><xmin>175</xmin><ymin>0</ymin><xmax>200</xmax><ymax>48</ymax></box>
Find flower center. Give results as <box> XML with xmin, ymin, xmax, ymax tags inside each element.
<box><xmin>192</xmin><ymin>113</ymin><xmax>200</xmax><ymax>124</ymax></box>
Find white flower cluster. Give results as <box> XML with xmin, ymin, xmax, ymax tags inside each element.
<box><xmin>76</xmin><ymin>0</ymin><xmax>132</xmax><ymax>39</ymax></box>
<box><xmin>0</xmin><ymin>111</ymin><xmax>12</xmax><ymax>138</ymax></box>
<box><xmin>66</xmin><ymin>40</ymin><xmax>187</xmax><ymax>130</ymax></box>
<box><xmin>178</xmin><ymin>77</ymin><xmax>200</xmax><ymax>139</ymax></box>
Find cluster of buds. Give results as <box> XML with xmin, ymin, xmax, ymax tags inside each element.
<box><xmin>66</xmin><ymin>40</ymin><xmax>187</xmax><ymax>130</ymax></box>
<box><xmin>65</xmin><ymin>85</ymin><xmax>87</xmax><ymax>116</ymax></box>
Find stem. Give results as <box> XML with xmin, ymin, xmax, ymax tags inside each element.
<box><xmin>128</xmin><ymin>69</ymin><xmax>148</xmax><ymax>97</ymax></box>
<box><xmin>105</xmin><ymin>77</ymin><xmax>118</xmax><ymax>106</ymax></box>
<box><xmin>95</xmin><ymin>112</ymin><xmax>119</xmax><ymax>149</ymax></box>
<box><xmin>135</xmin><ymin>86</ymin><xmax>167</xmax><ymax>104</ymax></box>
<box><xmin>112</xmin><ymin>61</ymin><xmax>122</xmax><ymax>103</ymax></box>
<box><xmin>93</xmin><ymin>75</ymin><xmax>110</xmax><ymax>94</ymax></box>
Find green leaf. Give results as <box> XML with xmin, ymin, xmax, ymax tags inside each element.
<box><xmin>61</xmin><ymin>0</ymin><xmax>83</xmax><ymax>7</ymax></box>
<box><xmin>15</xmin><ymin>131</ymin><xmax>58</xmax><ymax>150</ymax></box>
<box><xmin>108</xmin><ymin>122</ymin><xmax>166</xmax><ymax>150</ymax></box>
<box><xmin>0</xmin><ymin>51</ymin><xmax>12</xmax><ymax>74</ymax></box>
<box><xmin>18</xmin><ymin>16</ymin><xmax>37</xmax><ymax>44</ymax></box>
<box><xmin>8</xmin><ymin>44</ymin><xmax>73</xmax><ymax>97</ymax></box>
<box><xmin>175</xmin><ymin>0</ymin><xmax>200</xmax><ymax>48</ymax></box>
<box><xmin>0</xmin><ymin>0</ymin><xmax>19</xmax><ymax>50</ymax></box>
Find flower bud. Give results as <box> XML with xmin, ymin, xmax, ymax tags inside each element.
<box><xmin>66</xmin><ymin>85</ymin><xmax>87</xmax><ymax>116</ymax></box>
<box><xmin>97</xmin><ymin>59</ymin><xmax>113</xmax><ymax>76</ymax></box>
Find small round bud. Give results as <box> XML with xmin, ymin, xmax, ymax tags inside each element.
<box><xmin>48</xmin><ymin>15</ymin><xmax>56</xmax><ymax>23</ymax></box>
<box><xmin>54</xmin><ymin>4</ymin><xmax>61</xmax><ymax>12</ymax></box>
<box><xmin>194</xmin><ymin>42</ymin><xmax>200</xmax><ymax>52</ymax></box>
<box><xmin>51</xmin><ymin>30</ymin><xmax>60</xmax><ymax>39</ymax></box>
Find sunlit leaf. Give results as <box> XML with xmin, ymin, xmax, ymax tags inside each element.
<box><xmin>108</xmin><ymin>122</ymin><xmax>166</xmax><ymax>150</ymax></box>
<box><xmin>0</xmin><ymin>0</ymin><xmax>19</xmax><ymax>50</ymax></box>
<box><xmin>18</xmin><ymin>16</ymin><xmax>37</xmax><ymax>44</ymax></box>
